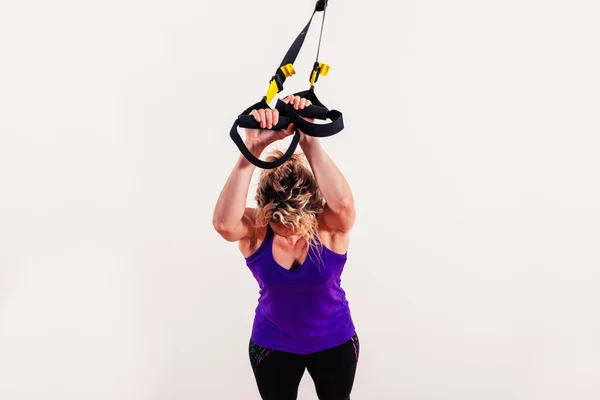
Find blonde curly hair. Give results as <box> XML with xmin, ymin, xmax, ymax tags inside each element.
<box><xmin>254</xmin><ymin>150</ymin><xmax>325</xmax><ymax>257</ymax></box>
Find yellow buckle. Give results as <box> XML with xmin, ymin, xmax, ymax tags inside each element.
<box><xmin>265</xmin><ymin>64</ymin><xmax>296</xmax><ymax>104</ymax></box>
<box><xmin>265</xmin><ymin>79</ymin><xmax>279</xmax><ymax>104</ymax></box>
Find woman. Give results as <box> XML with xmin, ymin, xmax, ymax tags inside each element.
<box><xmin>213</xmin><ymin>95</ymin><xmax>359</xmax><ymax>400</ymax></box>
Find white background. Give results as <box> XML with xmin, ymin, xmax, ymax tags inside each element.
<box><xmin>1</xmin><ymin>0</ymin><xmax>599</xmax><ymax>399</ymax></box>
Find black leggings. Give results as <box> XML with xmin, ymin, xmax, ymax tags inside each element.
<box><xmin>249</xmin><ymin>332</ymin><xmax>360</xmax><ymax>400</ymax></box>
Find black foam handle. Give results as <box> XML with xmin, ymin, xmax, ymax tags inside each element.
<box><xmin>275</xmin><ymin>103</ymin><xmax>329</xmax><ymax>120</ymax></box>
<box><xmin>238</xmin><ymin>115</ymin><xmax>291</xmax><ymax>130</ymax></box>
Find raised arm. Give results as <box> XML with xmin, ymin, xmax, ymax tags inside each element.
<box><xmin>285</xmin><ymin>95</ymin><xmax>356</xmax><ymax>233</ymax></box>
<box><xmin>212</xmin><ymin>108</ymin><xmax>294</xmax><ymax>242</ymax></box>
<box><xmin>212</xmin><ymin>153</ymin><xmax>258</xmax><ymax>242</ymax></box>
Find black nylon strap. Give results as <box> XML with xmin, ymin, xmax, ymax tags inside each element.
<box><xmin>274</xmin><ymin>1</ymin><xmax>326</xmax><ymax>88</ymax></box>
<box><xmin>279</xmin><ymin>11</ymin><xmax>317</xmax><ymax>68</ymax></box>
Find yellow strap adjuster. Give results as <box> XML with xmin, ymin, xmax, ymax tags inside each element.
<box><xmin>310</xmin><ymin>62</ymin><xmax>330</xmax><ymax>86</ymax></box>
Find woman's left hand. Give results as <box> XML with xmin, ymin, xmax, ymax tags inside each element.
<box><xmin>282</xmin><ymin>95</ymin><xmax>318</xmax><ymax>146</ymax></box>
<box><xmin>281</xmin><ymin>95</ymin><xmax>315</xmax><ymax>124</ymax></box>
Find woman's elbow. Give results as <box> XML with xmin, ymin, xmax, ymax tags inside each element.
<box><xmin>213</xmin><ymin>220</ymin><xmax>244</xmax><ymax>242</ymax></box>
<box><xmin>333</xmin><ymin>198</ymin><xmax>354</xmax><ymax>215</ymax></box>
<box><xmin>213</xmin><ymin>219</ymin><xmax>232</xmax><ymax>237</ymax></box>
<box><xmin>213</xmin><ymin>224</ymin><xmax>237</xmax><ymax>242</ymax></box>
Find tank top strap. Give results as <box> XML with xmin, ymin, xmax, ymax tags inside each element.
<box><xmin>244</xmin><ymin>223</ymin><xmax>274</xmax><ymax>263</ymax></box>
<box><xmin>264</xmin><ymin>223</ymin><xmax>274</xmax><ymax>242</ymax></box>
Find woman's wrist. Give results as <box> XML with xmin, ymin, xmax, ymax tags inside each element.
<box><xmin>234</xmin><ymin>144</ymin><xmax>264</xmax><ymax>170</ymax></box>
<box><xmin>247</xmin><ymin>144</ymin><xmax>265</xmax><ymax>158</ymax></box>
<box><xmin>299</xmin><ymin>134</ymin><xmax>318</xmax><ymax>150</ymax></box>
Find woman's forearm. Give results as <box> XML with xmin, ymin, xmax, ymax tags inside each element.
<box><xmin>212</xmin><ymin>148</ymin><xmax>261</xmax><ymax>231</ymax></box>
<box><xmin>299</xmin><ymin>136</ymin><xmax>354</xmax><ymax>213</ymax></box>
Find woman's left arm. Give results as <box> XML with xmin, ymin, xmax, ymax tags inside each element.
<box><xmin>300</xmin><ymin>135</ymin><xmax>356</xmax><ymax>232</ymax></box>
<box><xmin>281</xmin><ymin>94</ymin><xmax>355</xmax><ymax>232</ymax></box>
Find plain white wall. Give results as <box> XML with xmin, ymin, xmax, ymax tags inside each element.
<box><xmin>1</xmin><ymin>0</ymin><xmax>599</xmax><ymax>399</ymax></box>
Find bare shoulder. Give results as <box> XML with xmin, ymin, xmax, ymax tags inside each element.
<box><xmin>238</xmin><ymin>208</ymin><xmax>267</xmax><ymax>258</ymax></box>
<box><xmin>317</xmin><ymin>212</ymin><xmax>351</xmax><ymax>254</ymax></box>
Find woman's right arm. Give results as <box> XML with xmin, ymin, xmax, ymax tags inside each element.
<box><xmin>212</xmin><ymin>152</ymin><xmax>261</xmax><ymax>242</ymax></box>
<box><xmin>212</xmin><ymin>108</ymin><xmax>293</xmax><ymax>242</ymax></box>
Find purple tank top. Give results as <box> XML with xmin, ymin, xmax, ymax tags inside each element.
<box><xmin>245</xmin><ymin>224</ymin><xmax>355</xmax><ymax>354</ymax></box>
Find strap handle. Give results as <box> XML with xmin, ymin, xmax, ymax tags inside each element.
<box><xmin>229</xmin><ymin>101</ymin><xmax>301</xmax><ymax>169</ymax></box>
<box><xmin>229</xmin><ymin>1</ymin><xmax>339</xmax><ymax>169</ymax></box>
<box><xmin>282</xmin><ymin>89</ymin><xmax>344</xmax><ymax>137</ymax></box>
<box><xmin>230</xmin><ymin>102</ymin><xmax>330</xmax><ymax>169</ymax></box>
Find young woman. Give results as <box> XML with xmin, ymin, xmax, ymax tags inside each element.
<box><xmin>213</xmin><ymin>95</ymin><xmax>359</xmax><ymax>400</ymax></box>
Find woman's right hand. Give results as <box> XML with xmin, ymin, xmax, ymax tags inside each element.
<box><xmin>244</xmin><ymin>108</ymin><xmax>295</xmax><ymax>153</ymax></box>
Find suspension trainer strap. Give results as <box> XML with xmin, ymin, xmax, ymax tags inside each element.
<box><xmin>230</xmin><ymin>0</ymin><xmax>343</xmax><ymax>169</ymax></box>
<box><xmin>285</xmin><ymin>0</ymin><xmax>344</xmax><ymax>138</ymax></box>
<box><xmin>265</xmin><ymin>1</ymin><xmax>326</xmax><ymax>105</ymax></box>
